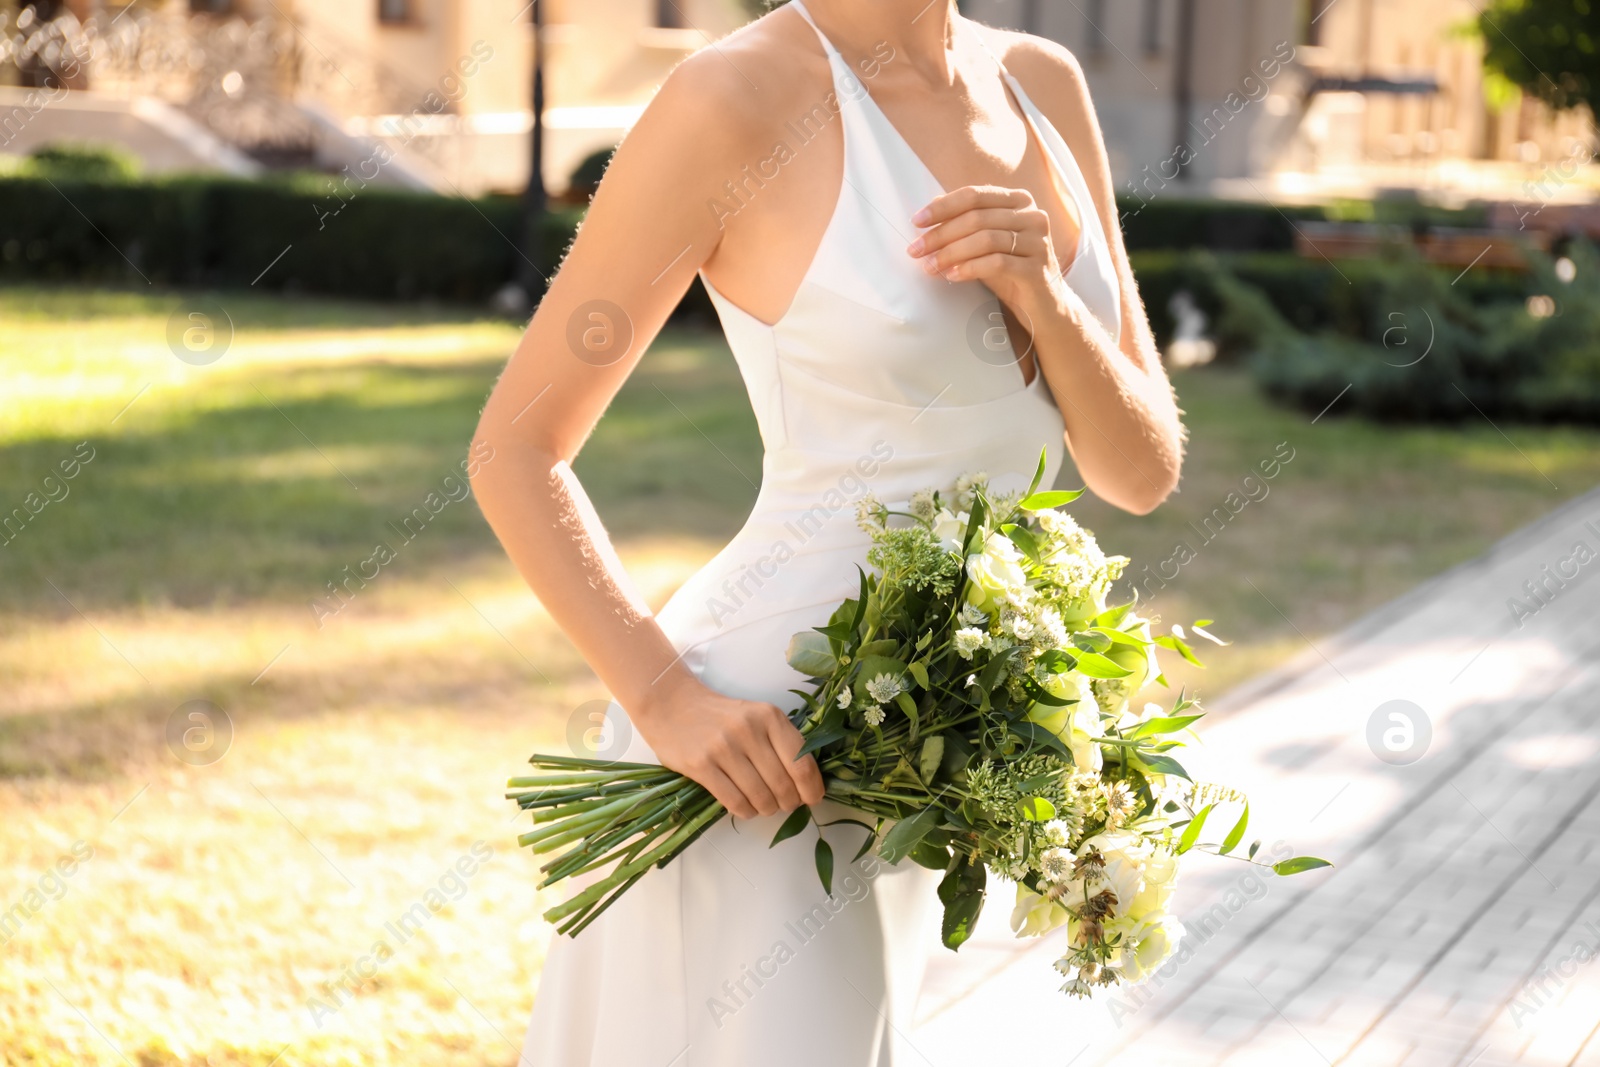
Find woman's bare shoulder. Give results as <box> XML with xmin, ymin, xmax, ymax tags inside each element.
<box><xmin>641</xmin><ymin>10</ymin><xmax>831</xmax><ymax>162</ymax></box>
<box><xmin>973</xmin><ymin>22</ymin><xmax>1091</xmax><ymax>107</ymax></box>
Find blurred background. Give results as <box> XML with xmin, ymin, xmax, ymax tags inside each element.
<box><xmin>2</xmin><ymin>1</ymin><xmax>1598</xmax><ymax>1065</ymax></box>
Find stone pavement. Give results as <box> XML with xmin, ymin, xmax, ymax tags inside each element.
<box><xmin>910</xmin><ymin>485</ymin><xmax>1600</xmax><ymax>1066</ymax></box>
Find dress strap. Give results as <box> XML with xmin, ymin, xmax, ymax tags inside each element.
<box><xmin>788</xmin><ymin>0</ymin><xmax>842</xmax><ymax>59</ymax></box>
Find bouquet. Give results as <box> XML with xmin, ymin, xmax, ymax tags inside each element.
<box><xmin>508</xmin><ymin>450</ymin><xmax>1329</xmax><ymax>995</ymax></box>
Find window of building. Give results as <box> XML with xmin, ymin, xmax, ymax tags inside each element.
<box><xmin>378</xmin><ymin>0</ymin><xmax>412</xmax><ymax>24</ymax></box>
<box><xmin>654</xmin><ymin>0</ymin><xmax>686</xmax><ymax>29</ymax></box>
<box><xmin>1141</xmin><ymin>0</ymin><xmax>1163</xmax><ymax>55</ymax></box>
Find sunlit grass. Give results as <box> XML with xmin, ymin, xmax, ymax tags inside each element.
<box><xmin>2</xmin><ymin>283</ymin><xmax>1598</xmax><ymax>1064</ymax></box>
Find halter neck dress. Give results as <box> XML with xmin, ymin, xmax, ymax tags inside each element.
<box><xmin>521</xmin><ymin>4</ymin><xmax>1122</xmax><ymax>1063</ymax></box>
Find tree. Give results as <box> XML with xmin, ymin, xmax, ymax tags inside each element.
<box><xmin>1479</xmin><ymin>0</ymin><xmax>1600</xmax><ymax>118</ymax></box>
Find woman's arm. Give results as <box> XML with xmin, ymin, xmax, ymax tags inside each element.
<box><xmin>469</xmin><ymin>51</ymin><xmax>823</xmax><ymax>820</ymax></box>
<box><xmin>908</xmin><ymin>35</ymin><xmax>1185</xmax><ymax>516</ymax></box>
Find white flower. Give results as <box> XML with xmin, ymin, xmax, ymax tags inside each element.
<box><xmin>966</xmin><ymin>532</ymin><xmax>1029</xmax><ymax>611</ymax></box>
<box><xmin>862</xmin><ymin>704</ymin><xmax>886</xmax><ymax>727</ymax></box>
<box><xmin>1010</xmin><ymin>884</ymin><xmax>1071</xmax><ymax>938</ymax></box>
<box><xmin>1031</xmin><ymin>604</ymin><xmax>1068</xmax><ymax>648</ymax></box>
<box><xmin>864</xmin><ymin>673</ymin><xmax>904</xmax><ymax>704</ymax></box>
<box><xmin>958</xmin><ymin>602</ymin><xmax>989</xmax><ymax>626</ymax></box>
<box><xmin>953</xmin><ymin>627</ymin><xmax>986</xmax><ymax>660</ymax></box>
<box><xmin>836</xmin><ymin>690</ymin><xmax>852</xmax><ymax>709</ymax></box>
<box><xmin>1001</xmin><ymin>609</ymin><xmax>1034</xmax><ymax>640</ymax></box>
<box><xmin>855</xmin><ymin>493</ymin><xmax>884</xmax><ymax>532</ymax></box>
<box><xmin>1060</xmin><ymin>975</ymin><xmax>1095</xmax><ymax>998</ymax></box>
<box><xmin>908</xmin><ymin>488</ymin><xmax>937</xmax><ymax>521</ymax></box>
<box><xmin>954</xmin><ymin>471</ymin><xmax>988</xmax><ymax>495</ymax></box>
<box><xmin>1025</xmin><ymin>672</ymin><xmax>1103</xmax><ymax>774</ymax></box>
<box><xmin>1113</xmin><ymin>914</ymin><xmax>1183</xmax><ymax>983</ymax></box>
<box><xmin>1039</xmin><ymin>847</ymin><xmax>1076</xmax><ymax>883</ymax></box>
<box><xmin>931</xmin><ymin>507</ymin><xmax>970</xmax><ymax>554</ymax></box>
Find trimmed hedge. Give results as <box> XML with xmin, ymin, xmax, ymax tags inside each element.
<box><xmin>1129</xmin><ymin>249</ymin><xmax>1533</xmax><ymax>355</ymax></box>
<box><xmin>0</xmin><ymin>173</ymin><xmax>579</xmax><ymax>303</ymax></box>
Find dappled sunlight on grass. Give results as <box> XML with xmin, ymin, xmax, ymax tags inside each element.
<box><xmin>3</xmin><ymin>284</ymin><xmax>1599</xmax><ymax>1063</ymax></box>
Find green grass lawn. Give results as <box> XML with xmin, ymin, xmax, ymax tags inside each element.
<box><xmin>1</xmin><ymin>283</ymin><xmax>1597</xmax><ymax>1066</ymax></box>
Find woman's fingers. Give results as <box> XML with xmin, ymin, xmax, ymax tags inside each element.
<box><xmin>907</xmin><ymin>207</ymin><xmax>1025</xmax><ymax>257</ymax></box>
<box><xmin>913</xmin><ymin>184</ymin><xmax>1032</xmax><ymax>226</ymax></box>
<box><xmin>767</xmin><ymin>714</ymin><xmax>826</xmax><ymax>806</ymax></box>
<box><xmin>718</xmin><ymin>748</ymin><xmax>782</xmax><ymax>817</ymax></box>
<box><xmin>745</xmin><ymin>738</ymin><xmax>804</xmax><ymax>813</ymax></box>
<box><xmin>696</xmin><ymin>763</ymin><xmax>758</xmax><ymax>820</ymax></box>
<box><xmin>920</xmin><ymin>228</ymin><xmax>1033</xmax><ymax>278</ymax></box>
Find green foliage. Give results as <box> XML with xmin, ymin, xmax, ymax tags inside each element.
<box><xmin>25</xmin><ymin>141</ymin><xmax>142</xmax><ymax>181</ymax></box>
<box><xmin>1479</xmin><ymin>0</ymin><xmax>1600</xmax><ymax>117</ymax></box>
<box><xmin>1247</xmin><ymin>242</ymin><xmax>1600</xmax><ymax>423</ymax></box>
<box><xmin>0</xmin><ymin>171</ymin><xmax>580</xmax><ymax>304</ymax></box>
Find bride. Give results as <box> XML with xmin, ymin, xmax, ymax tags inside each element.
<box><xmin>470</xmin><ymin>0</ymin><xmax>1184</xmax><ymax>1063</ymax></box>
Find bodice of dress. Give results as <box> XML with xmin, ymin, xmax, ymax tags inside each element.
<box><xmin>657</xmin><ymin>0</ymin><xmax>1125</xmax><ymax>666</ymax></box>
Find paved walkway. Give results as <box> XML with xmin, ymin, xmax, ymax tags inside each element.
<box><xmin>910</xmin><ymin>485</ymin><xmax>1600</xmax><ymax>1066</ymax></box>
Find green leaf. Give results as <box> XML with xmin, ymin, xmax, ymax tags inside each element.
<box><xmin>1007</xmin><ymin>720</ymin><xmax>1075</xmax><ymax>764</ymax></box>
<box><xmin>1018</xmin><ymin>796</ymin><xmax>1057</xmax><ymax>822</ymax></box>
<box><xmin>852</xmin><ymin>821</ymin><xmax>880</xmax><ymax>862</ymax></box>
<box><xmin>1071</xmin><ymin>631</ymin><xmax>1113</xmax><ymax>655</ymax></box>
<box><xmin>1002</xmin><ymin>522</ymin><xmax>1043</xmax><ymax>565</ymax></box>
<box><xmin>1019</xmin><ymin>488</ymin><xmax>1086</xmax><ymax>510</ymax></box>
<box><xmin>918</xmin><ymin>736</ymin><xmax>946</xmax><ymax>786</ymax></box>
<box><xmin>849</xmin><ymin>566</ymin><xmax>869</xmax><ymax>636</ymax></box>
<box><xmin>1091</xmin><ymin>625</ymin><xmax>1150</xmax><ymax>648</ymax></box>
<box><xmin>1021</xmin><ymin>676</ymin><xmax>1076</xmax><ymax>707</ymax></box>
<box><xmin>796</xmin><ymin>723</ymin><xmax>848</xmax><ymax>759</ymax></box>
<box><xmin>1127</xmin><ymin>714</ymin><xmax>1205</xmax><ymax>739</ymax></box>
<box><xmin>1177</xmin><ymin>804</ymin><xmax>1214</xmax><ymax>854</ymax></box>
<box><xmin>770</xmin><ymin>805</ymin><xmax>813</xmax><ymax>848</ymax></box>
<box><xmin>878</xmin><ymin>805</ymin><xmax>943</xmax><ymax>864</ymax></box>
<box><xmin>857</xmin><ymin>638</ymin><xmax>902</xmax><ymax>658</ymax></box>
<box><xmin>815</xmin><ymin>836</ymin><xmax>835</xmax><ymax>895</ymax></box>
<box><xmin>1155</xmin><ymin>634</ymin><xmax>1205</xmax><ymax>668</ymax></box>
<box><xmin>1247</xmin><ymin>840</ymin><xmax>1261</xmax><ymax>860</ymax></box>
<box><xmin>907</xmin><ymin>660</ymin><xmax>930</xmax><ymax>690</ymax></box>
<box><xmin>937</xmin><ymin>860</ymin><xmax>987</xmax><ymax>951</ymax></box>
<box><xmin>1027</xmin><ymin>445</ymin><xmax>1048</xmax><ymax>498</ymax></box>
<box><xmin>785</xmin><ymin>631</ymin><xmax>839</xmax><ymax>678</ymax></box>
<box><xmin>1272</xmin><ymin>856</ymin><xmax>1333</xmax><ymax>876</ymax></box>
<box><xmin>1220</xmin><ymin>804</ymin><xmax>1249</xmax><ymax>856</ymax></box>
<box><xmin>1072</xmin><ymin>651</ymin><xmax>1135</xmax><ymax>679</ymax></box>
<box><xmin>962</xmin><ymin>496</ymin><xmax>987</xmax><ymax>554</ymax></box>
<box><xmin>909</xmin><ymin>840</ymin><xmax>951</xmax><ymax>870</ymax></box>
<box><xmin>1136</xmin><ymin>751</ymin><xmax>1190</xmax><ymax>780</ymax></box>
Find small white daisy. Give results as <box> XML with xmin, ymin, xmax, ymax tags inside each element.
<box><xmin>864</xmin><ymin>673</ymin><xmax>904</xmax><ymax>704</ymax></box>
<box><xmin>953</xmin><ymin>627</ymin><xmax>985</xmax><ymax>660</ymax></box>
<box><xmin>836</xmin><ymin>690</ymin><xmax>851</xmax><ymax>710</ymax></box>
<box><xmin>862</xmin><ymin>704</ymin><xmax>886</xmax><ymax>726</ymax></box>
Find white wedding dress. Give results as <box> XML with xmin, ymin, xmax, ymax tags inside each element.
<box><xmin>521</xmin><ymin>4</ymin><xmax>1122</xmax><ymax>1063</ymax></box>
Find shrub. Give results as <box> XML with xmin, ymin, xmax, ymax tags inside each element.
<box><xmin>25</xmin><ymin>142</ymin><xmax>142</xmax><ymax>182</ymax></box>
<box><xmin>0</xmin><ymin>171</ymin><xmax>581</xmax><ymax>304</ymax></box>
<box><xmin>1245</xmin><ymin>243</ymin><xmax>1600</xmax><ymax>423</ymax></box>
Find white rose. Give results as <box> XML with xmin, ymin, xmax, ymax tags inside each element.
<box><xmin>1114</xmin><ymin>914</ymin><xmax>1183</xmax><ymax>983</ymax></box>
<box><xmin>966</xmin><ymin>532</ymin><xmax>1029</xmax><ymax>611</ymax></box>
<box><xmin>1067</xmin><ymin>703</ymin><xmax>1105</xmax><ymax>776</ymax></box>
<box><xmin>1125</xmin><ymin>845</ymin><xmax>1180</xmax><ymax>921</ymax></box>
<box><xmin>931</xmin><ymin>508</ymin><xmax>970</xmax><ymax>554</ymax></box>
<box><xmin>1010</xmin><ymin>884</ymin><xmax>1071</xmax><ymax>938</ymax></box>
<box><xmin>1026</xmin><ymin>672</ymin><xmax>1103</xmax><ymax>774</ymax></box>
<box><xmin>1072</xmin><ymin>831</ymin><xmax>1149</xmax><ymax>915</ymax></box>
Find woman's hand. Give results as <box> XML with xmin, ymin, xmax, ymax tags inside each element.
<box><xmin>634</xmin><ymin>670</ymin><xmax>825</xmax><ymax>820</ymax></box>
<box><xmin>906</xmin><ymin>185</ymin><xmax>1076</xmax><ymax>318</ymax></box>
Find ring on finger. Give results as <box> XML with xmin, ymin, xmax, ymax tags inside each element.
<box><xmin>1009</xmin><ymin>230</ymin><xmax>1018</xmax><ymax>255</ymax></box>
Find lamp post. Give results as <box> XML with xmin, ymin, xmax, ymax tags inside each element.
<box><xmin>521</xmin><ymin>0</ymin><xmax>547</xmax><ymax>297</ymax></box>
